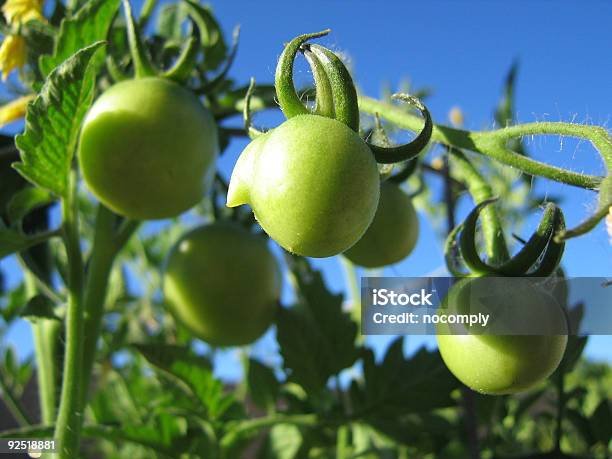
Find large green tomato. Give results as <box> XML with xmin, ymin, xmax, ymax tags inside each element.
<box><xmin>436</xmin><ymin>277</ymin><xmax>568</xmax><ymax>395</ymax></box>
<box><xmin>227</xmin><ymin>115</ymin><xmax>380</xmax><ymax>258</ymax></box>
<box><xmin>344</xmin><ymin>181</ymin><xmax>419</xmax><ymax>267</ymax></box>
<box><xmin>163</xmin><ymin>221</ymin><xmax>282</xmax><ymax>346</ymax></box>
<box><xmin>78</xmin><ymin>77</ymin><xmax>218</xmax><ymax>220</ymax></box>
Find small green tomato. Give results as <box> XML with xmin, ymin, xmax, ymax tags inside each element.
<box><xmin>78</xmin><ymin>77</ymin><xmax>218</xmax><ymax>220</ymax></box>
<box><xmin>227</xmin><ymin>114</ymin><xmax>380</xmax><ymax>258</ymax></box>
<box><xmin>163</xmin><ymin>221</ymin><xmax>282</xmax><ymax>347</ymax></box>
<box><xmin>344</xmin><ymin>181</ymin><xmax>419</xmax><ymax>267</ymax></box>
<box><xmin>436</xmin><ymin>277</ymin><xmax>568</xmax><ymax>395</ymax></box>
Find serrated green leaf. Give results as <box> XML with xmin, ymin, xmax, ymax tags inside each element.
<box><xmin>276</xmin><ymin>256</ymin><xmax>359</xmax><ymax>394</ymax></box>
<box><xmin>21</xmin><ymin>294</ymin><xmax>59</xmax><ymax>321</ymax></box>
<box><xmin>7</xmin><ymin>187</ymin><xmax>55</xmax><ymax>226</ymax></box>
<box><xmin>247</xmin><ymin>358</ymin><xmax>279</xmax><ymax>412</ymax></box>
<box><xmin>350</xmin><ymin>339</ymin><xmax>459</xmax><ymax>418</ymax></box>
<box><xmin>134</xmin><ymin>343</ymin><xmax>235</xmax><ymax>420</ymax></box>
<box><xmin>14</xmin><ymin>41</ymin><xmax>105</xmax><ymax>196</ymax></box>
<box><xmin>39</xmin><ymin>0</ymin><xmax>120</xmax><ymax>76</ymax></box>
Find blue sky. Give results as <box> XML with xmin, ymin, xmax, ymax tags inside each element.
<box><xmin>1</xmin><ymin>1</ymin><xmax>611</xmax><ymax>378</ymax></box>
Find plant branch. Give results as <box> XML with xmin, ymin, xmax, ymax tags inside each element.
<box><xmin>24</xmin><ymin>272</ymin><xmax>60</xmax><ymax>426</ymax></box>
<box><xmin>54</xmin><ymin>172</ymin><xmax>86</xmax><ymax>459</ymax></box>
<box><xmin>449</xmin><ymin>149</ymin><xmax>510</xmax><ymax>263</ymax></box>
<box><xmin>17</xmin><ymin>253</ymin><xmax>64</xmax><ymax>305</ymax></box>
<box><xmin>80</xmin><ymin>207</ymin><xmax>139</xmax><ymax>409</ymax></box>
<box><xmin>358</xmin><ymin>96</ymin><xmax>605</xmax><ymax>190</ymax></box>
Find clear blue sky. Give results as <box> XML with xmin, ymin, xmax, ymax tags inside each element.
<box><xmin>1</xmin><ymin>1</ymin><xmax>611</xmax><ymax>378</ymax></box>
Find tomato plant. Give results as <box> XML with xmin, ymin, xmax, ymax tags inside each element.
<box><xmin>0</xmin><ymin>1</ymin><xmax>609</xmax><ymax>459</ymax></box>
<box><xmin>164</xmin><ymin>221</ymin><xmax>281</xmax><ymax>346</ymax></box>
<box><xmin>79</xmin><ymin>77</ymin><xmax>218</xmax><ymax>220</ymax></box>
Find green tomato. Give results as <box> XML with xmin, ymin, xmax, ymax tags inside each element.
<box><xmin>344</xmin><ymin>181</ymin><xmax>419</xmax><ymax>267</ymax></box>
<box><xmin>227</xmin><ymin>114</ymin><xmax>380</xmax><ymax>258</ymax></box>
<box><xmin>163</xmin><ymin>221</ymin><xmax>281</xmax><ymax>346</ymax></box>
<box><xmin>78</xmin><ymin>77</ymin><xmax>218</xmax><ymax>220</ymax></box>
<box><xmin>436</xmin><ymin>277</ymin><xmax>568</xmax><ymax>395</ymax></box>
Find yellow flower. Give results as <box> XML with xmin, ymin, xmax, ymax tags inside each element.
<box><xmin>0</xmin><ymin>34</ymin><xmax>27</xmax><ymax>80</ymax></box>
<box><xmin>2</xmin><ymin>0</ymin><xmax>44</xmax><ymax>25</ymax></box>
<box><xmin>0</xmin><ymin>94</ymin><xmax>34</xmax><ymax>127</ymax></box>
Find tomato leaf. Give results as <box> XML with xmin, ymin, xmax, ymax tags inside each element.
<box><xmin>349</xmin><ymin>339</ymin><xmax>459</xmax><ymax>418</ymax></box>
<box><xmin>276</xmin><ymin>256</ymin><xmax>359</xmax><ymax>394</ymax></box>
<box><xmin>133</xmin><ymin>343</ymin><xmax>235</xmax><ymax>420</ymax></box>
<box><xmin>14</xmin><ymin>42</ymin><xmax>105</xmax><ymax>197</ymax></box>
<box><xmin>39</xmin><ymin>0</ymin><xmax>120</xmax><ymax>77</ymax></box>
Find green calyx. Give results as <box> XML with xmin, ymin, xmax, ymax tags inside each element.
<box><xmin>120</xmin><ymin>0</ymin><xmax>238</xmax><ymax>88</ymax></box>
<box><xmin>445</xmin><ymin>198</ymin><xmax>566</xmax><ymax>277</ymax></box>
<box><xmin>274</xmin><ymin>30</ymin><xmax>434</xmax><ymax>164</ymax></box>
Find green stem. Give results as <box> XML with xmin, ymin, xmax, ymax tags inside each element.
<box><xmin>450</xmin><ymin>149</ymin><xmax>510</xmax><ymax>264</ymax></box>
<box><xmin>0</xmin><ymin>371</ymin><xmax>31</xmax><ymax>426</ymax></box>
<box><xmin>122</xmin><ymin>0</ymin><xmax>156</xmax><ymax>78</ymax></box>
<box><xmin>80</xmin><ymin>207</ymin><xmax>139</xmax><ymax>409</ymax></box>
<box><xmin>79</xmin><ymin>205</ymin><xmax>116</xmax><ymax>408</ymax></box>
<box><xmin>223</xmin><ymin>414</ymin><xmax>320</xmax><ymax>443</ymax></box>
<box><xmin>32</xmin><ymin>321</ymin><xmax>60</xmax><ymax>424</ymax></box>
<box><xmin>137</xmin><ymin>0</ymin><xmax>158</xmax><ymax>29</ymax></box>
<box><xmin>358</xmin><ymin>96</ymin><xmax>605</xmax><ymax>189</ymax></box>
<box><xmin>340</xmin><ymin>257</ymin><xmax>362</xmax><ymax>333</ymax></box>
<box><xmin>24</xmin><ymin>272</ymin><xmax>60</xmax><ymax>425</ymax></box>
<box><xmin>17</xmin><ymin>254</ymin><xmax>64</xmax><ymax>304</ymax></box>
<box><xmin>54</xmin><ymin>172</ymin><xmax>85</xmax><ymax>459</ymax></box>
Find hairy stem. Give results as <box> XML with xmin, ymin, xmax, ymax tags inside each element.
<box><xmin>358</xmin><ymin>96</ymin><xmax>605</xmax><ymax>190</ymax></box>
<box><xmin>450</xmin><ymin>149</ymin><xmax>510</xmax><ymax>263</ymax></box>
<box><xmin>54</xmin><ymin>172</ymin><xmax>85</xmax><ymax>459</ymax></box>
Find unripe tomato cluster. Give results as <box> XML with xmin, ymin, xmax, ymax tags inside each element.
<box><xmin>76</xmin><ymin>36</ymin><xmax>564</xmax><ymax>396</ymax></box>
